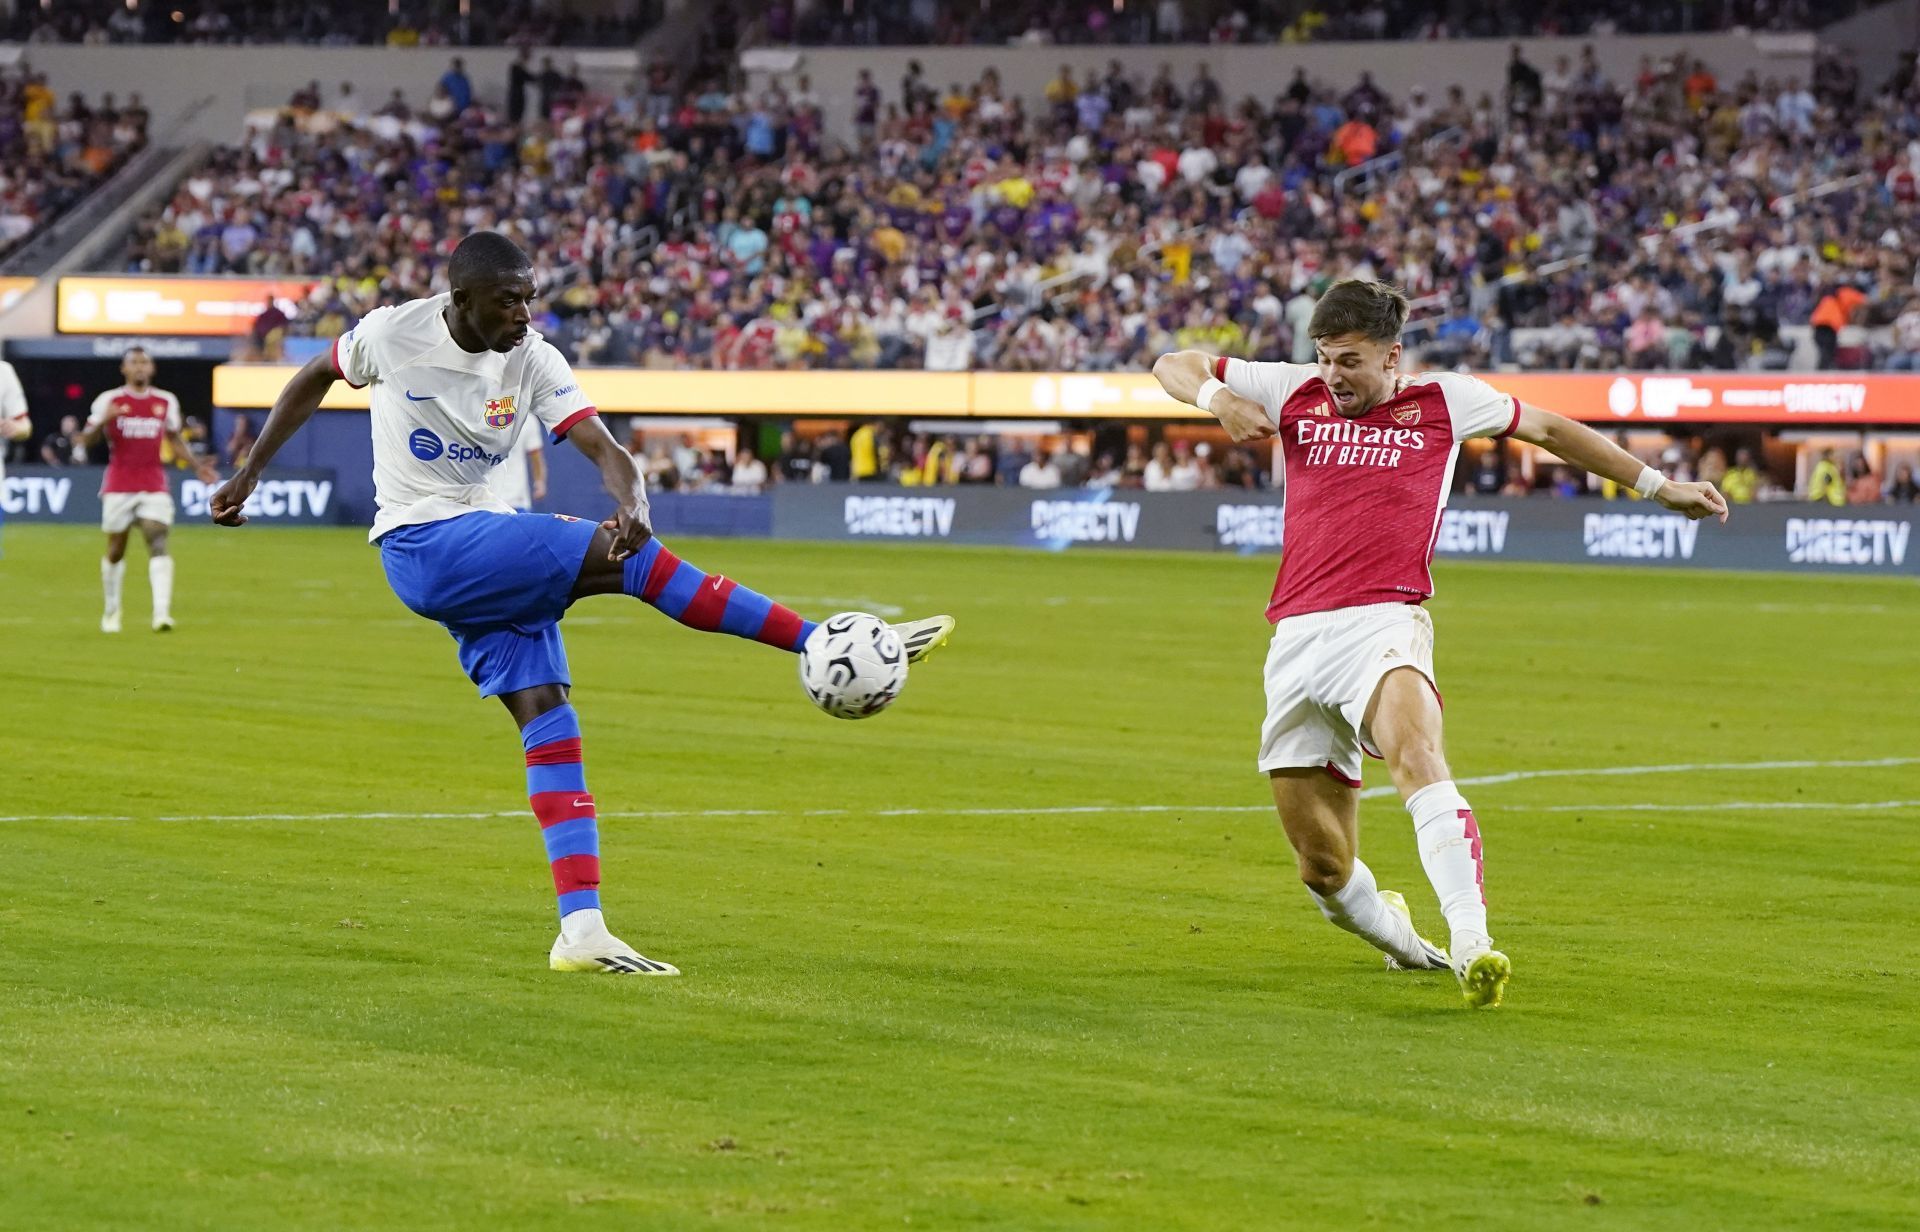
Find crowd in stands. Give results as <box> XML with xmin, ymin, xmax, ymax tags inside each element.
<box><xmin>4</xmin><ymin>0</ymin><xmax>665</xmax><ymax>48</ymax></box>
<box><xmin>0</xmin><ymin>67</ymin><xmax>150</xmax><ymax>260</ymax></box>
<box><xmin>111</xmin><ymin>35</ymin><xmax>1920</xmax><ymax>378</ymax></box>
<box><xmin>617</xmin><ymin>419</ymin><xmax>1918</xmax><ymax>506</ymax></box>
<box><xmin>754</xmin><ymin>0</ymin><xmax>1863</xmax><ymax>46</ymax></box>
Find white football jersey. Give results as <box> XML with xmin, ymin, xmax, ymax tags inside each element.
<box><xmin>332</xmin><ymin>294</ymin><xmax>594</xmax><ymax>541</ymax></box>
<box><xmin>486</xmin><ymin>416</ymin><xmax>544</xmax><ymax>511</ymax></box>
<box><xmin>0</xmin><ymin>359</ymin><xmax>28</xmax><ymax>485</ymax></box>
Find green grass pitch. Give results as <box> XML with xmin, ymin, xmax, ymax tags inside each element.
<box><xmin>2</xmin><ymin>524</ymin><xmax>1917</xmax><ymax>1229</ymax></box>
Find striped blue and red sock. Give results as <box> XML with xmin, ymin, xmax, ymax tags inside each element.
<box><xmin>522</xmin><ymin>704</ymin><xmax>600</xmax><ymax>920</ymax></box>
<box><xmin>621</xmin><ymin>538</ymin><xmax>817</xmax><ymax>651</ymax></box>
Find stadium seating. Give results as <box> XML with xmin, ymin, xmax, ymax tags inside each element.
<box><xmin>2</xmin><ymin>0</ymin><xmax>663</xmax><ymax>47</ymax></box>
<box><xmin>113</xmin><ymin>38</ymin><xmax>1917</xmax><ymax>382</ymax></box>
<box><xmin>756</xmin><ymin>0</ymin><xmax>1862</xmax><ymax>45</ymax></box>
<box><xmin>0</xmin><ymin>68</ymin><xmax>149</xmax><ymax>260</ymax></box>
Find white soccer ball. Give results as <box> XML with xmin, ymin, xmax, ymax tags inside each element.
<box><xmin>798</xmin><ymin>612</ymin><xmax>907</xmax><ymax>719</ymax></box>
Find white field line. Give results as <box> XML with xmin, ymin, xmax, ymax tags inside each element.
<box><xmin>2</xmin><ymin>757</ymin><xmax>1917</xmax><ymax>824</ymax></box>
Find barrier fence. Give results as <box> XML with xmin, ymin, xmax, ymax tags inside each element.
<box><xmin>5</xmin><ymin>468</ymin><xmax>1913</xmax><ymax>575</ymax></box>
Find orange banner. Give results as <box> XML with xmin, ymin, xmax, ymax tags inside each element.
<box><xmin>58</xmin><ymin>276</ymin><xmax>319</xmax><ymax>335</ymax></box>
<box><xmin>210</xmin><ymin>364</ymin><xmax>1920</xmax><ymax>425</ymax></box>
<box><xmin>0</xmin><ymin>276</ymin><xmax>34</xmax><ymax>313</ymax></box>
<box><xmin>1489</xmin><ymin>372</ymin><xmax>1920</xmax><ymax>425</ymax></box>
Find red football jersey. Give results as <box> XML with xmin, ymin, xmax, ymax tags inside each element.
<box><xmin>1216</xmin><ymin>358</ymin><xmax>1520</xmax><ymax>621</ymax></box>
<box><xmin>87</xmin><ymin>386</ymin><xmax>182</xmax><ymax>494</ymax></box>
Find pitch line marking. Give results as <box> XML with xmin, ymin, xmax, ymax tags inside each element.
<box><xmin>2</xmin><ymin>756</ymin><xmax>1918</xmax><ymax>824</ymax></box>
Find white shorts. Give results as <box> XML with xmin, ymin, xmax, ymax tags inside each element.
<box><xmin>101</xmin><ymin>491</ymin><xmax>174</xmax><ymax>533</ymax></box>
<box><xmin>1258</xmin><ymin>602</ymin><xmax>1438</xmax><ymax>786</ymax></box>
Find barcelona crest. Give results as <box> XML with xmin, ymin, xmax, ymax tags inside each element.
<box><xmin>484</xmin><ymin>395</ymin><xmax>517</xmax><ymax>429</ymax></box>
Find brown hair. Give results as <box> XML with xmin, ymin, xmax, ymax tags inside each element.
<box><xmin>1307</xmin><ymin>279</ymin><xmax>1410</xmax><ymax>343</ymax></box>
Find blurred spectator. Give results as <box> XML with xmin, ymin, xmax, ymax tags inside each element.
<box><xmin>1807</xmin><ymin>449</ymin><xmax>1845</xmax><ymax>505</ymax></box>
<box><xmin>1720</xmin><ymin>449</ymin><xmax>1761</xmax><ymax>504</ymax></box>
<box><xmin>1845</xmin><ymin>454</ymin><xmax>1881</xmax><ymax>504</ymax></box>
<box><xmin>1017</xmin><ymin>448</ymin><xmax>1062</xmax><ymax>489</ymax></box>
<box><xmin>1885</xmin><ymin>463</ymin><xmax>1917</xmax><ymax>503</ymax></box>
<box><xmin>732</xmin><ymin>449</ymin><xmax>769</xmax><ymax>492</ymax></box>
<box><xmin>40</xmin><ymin>414</ymin><xmax>83</xmax><ymax>465</ymax></box>
<box><xmin>225</xmin><ymin>415</ymin><xmax>257</xmax><ymax>468</ymax></box>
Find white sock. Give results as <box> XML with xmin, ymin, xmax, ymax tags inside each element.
<box><xmin>559</xmin><ymin>906</ymin><xmax>607</xmax><ymax>942</ymax></box>
<box><xmin>101</xmin><ymin>557</ymin><xmax>125</xmax><ymax>614</ymax></box>
<box><xmin>1407</xmin><ymin>780</ymin><xmax>1491</xmax><ymax>949</ymax></box>
<box><xmin>149</xmin><ymin>555</ymin><xmax>175</xmax><ymax>623</ymax></box>
<box><xmin>1308</xmin><ymin>858</ymin><xmax>1428</xmax><ymax>966</ymax></box>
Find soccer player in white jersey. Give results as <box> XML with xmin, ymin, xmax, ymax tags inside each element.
<box><xmin>209</xmin><ymin>231</ymin><xmax>954</xmax><ymax>976</ymax></box>
<box><xmin>1154</xmin><ymin>280</ymin><xmax>1727</xmax><ymax>1007</ymax></box>
<box><xmin>486</xmin><ymin>412</ymin><xmax>546</xmax><ymax>512</ymax></box>
<box><xmin>0</xmin><ymin>357</ymin><xmax>31</xmax><ymax>557</ymax></box>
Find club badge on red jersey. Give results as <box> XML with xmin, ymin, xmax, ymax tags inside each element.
<box><xmin>1390</xmin><ymin>402</ymin><xmax>1423</xmax><ymax>425</ymax></box>
<box><xmin>484</xmin><ymin>396</ymin><xmax>517</xmax><ymax>429</ymax></box>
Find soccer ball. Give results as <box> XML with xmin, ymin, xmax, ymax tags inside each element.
<box><xmin>798</xmin><ymin>612</ymin><xmax>907</xmax><ymax>719</ymax></box>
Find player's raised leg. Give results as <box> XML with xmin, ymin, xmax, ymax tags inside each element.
<box><xmin>1365</xmin><ymin>667</ymin><xmax>1509</xmax><ymax>1007</ymax></box>
<box><xmin>100</xmin><ymin>529</ymin><xmax>128</xmax><ymax>633</ymax></box>
<box><xmin>1271</xmin><ymin>767</ymin><xmax>1448</xmax><ymax>970</ymax></box>
<box><xmin>140</xmin><ymin>517</ymin><xmax>175</xmax><ymax>632</ymax></box>
<box><xmin>500</xmin><ymin>682</ymin><xmax>678</xmax><ymax>976</ymax></box>
<box><xmin>569</xmin><ymin>528</ymin><xmax>953</xmax><ymax>662</ymax></box>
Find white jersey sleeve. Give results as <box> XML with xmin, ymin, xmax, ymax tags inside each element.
<box><xmin>1216</xmin><ymin>357</ymin><xmax>1316</xmax><ymax>423</ymax></box>
<box><xmin>1429</xmin><ymin>371</ymin><xmax>1521</xmax><ymax>440</ymax></box>
<box><xmin>86</xmin><ymin>389</ymin><xmax>115</xmax><ymax>427</ymax></box>
<box><xmin>332</xmin><ymin>305</ymin><xmax>400</xmax><ymax>389</ymax></box>
<box><xmin>523</xmin><ymin>340</ymin><xmax>596</xmax><ymax>441</ymax></box>
<box><xmin>161</xmin><ymin>389</ymin><xmax>182</xmax><ymax>432</ymax></box>
<box><xmin>0</xmin><ymin>361</ymin><xmax>26</xmax><ymax>420</ymax></box>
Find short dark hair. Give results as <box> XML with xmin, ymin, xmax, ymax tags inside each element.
<box><xmin>1307</xmin><ymin>280</ymin><xmax>1410</xmax><ymax>344</ymax></box>
<box><xmin>448</xmin><ymin>231</ymin><xmax>531</xmax><ymax>290</ymax></box>
<box><xmin>122</xmin><ymin>345</ymin><xmax>149</xmax><ymax>361</ymax></box>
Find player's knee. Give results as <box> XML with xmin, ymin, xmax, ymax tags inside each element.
<box><xmin>1388</xmin><ymin>737</ymin><xmax>1447</xmax><ymax>786</ymax></box>
<box><xmin>1296</xmin><ymin>848</ymin><xmax>1352</xmax><ymax>896</ymax></box>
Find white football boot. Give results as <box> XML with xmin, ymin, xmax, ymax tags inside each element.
<box><xmin>549</xmin><ymin>909</ymin><xmax>679</xmax><ymax>975</ymax></box>
<box><xmin>889</xmin><ymin>614</ymin><xmax>955</xmax><ymax>663</ymax></box>
<box><xmin>1378</xmin><ymin>889</ymin><xmax>1451</xmax><ymax>972</ymax></box>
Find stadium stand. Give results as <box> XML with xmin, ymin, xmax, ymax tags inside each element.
<box><xmin>754</xmin><ymin>0</ymin><xmax>1868</xmax><ymax>46</ymax></box>
<box><xmin>0</xmin><ymin>66</ymin><xmax>150</xmax><ymax>260</ymax></box>
<box><xmin>113</xmin><ymin>36</ymin><xmax>1920</xmax><ymax>382</ymax></box>
<box><xmin>2</xmin><ymin>0</ymin><xmax>667</xmax><ymax>47</ymax></box>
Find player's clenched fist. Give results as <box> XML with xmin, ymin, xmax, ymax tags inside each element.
<box><xmin>1213</xmin><ymin>390</ymin><xmax>1276</xmax><ymax>443</ymax></box>
<box><xmin>209</xmin><ymin>471</ymin><xmax>257</xmax><ymax>526</ymax></box>
<box><xmin>1655</xmin><ymin>480</ymin><xmax>1730</xmax><ymax>523</ymax></box>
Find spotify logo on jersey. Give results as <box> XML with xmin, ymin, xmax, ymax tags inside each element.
<box><xmin>409</xmin><ymin>428</ymin><xmax>444</xmax><ymax>460</ymax></box>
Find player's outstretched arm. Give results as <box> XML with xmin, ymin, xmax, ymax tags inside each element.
<box><xmin>1151</xmin><ymin>350</ymin><xmax>1275</xmax><ymax>442</ymax></box>
<box><xmin>1510</xmin><ymin>404</ymin><xmax>1729</xmax><ymax>523</ymax></box>
<box><xmin>565</xmin><ymin>414</ymin><xmax>653</xmax><ymax>561</ymax></box>
<box><xmin>209</xmin><ymin>352</ymin><xmax>336</xmax><ymax>526</ymax></box>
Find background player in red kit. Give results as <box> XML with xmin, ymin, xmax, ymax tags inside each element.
<box><xmin>1154</xmin><ymin>280</ymin><xmax>1727</xmax><ymax>1008</ymax></box>
<box><xmin>79</xmin><ymin>347</ymin><xmax>217</xmax><ymax>632</ymax></box>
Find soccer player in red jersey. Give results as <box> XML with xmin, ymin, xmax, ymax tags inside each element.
<box><xmin>1155</xmin><ymin>280</ymin><xmax>1727</xmax><ymax>1007</ymax></box>
<box><xmin>79</xmin><ymin>347</ymin><xmax>217</xmax><ymax>632</ymax></box>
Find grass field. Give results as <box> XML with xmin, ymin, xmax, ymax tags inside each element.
<box><xmin>2</xmin><ymin>524</ymin><xmax>1917</xmax><ymax>1230</ymax></box>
